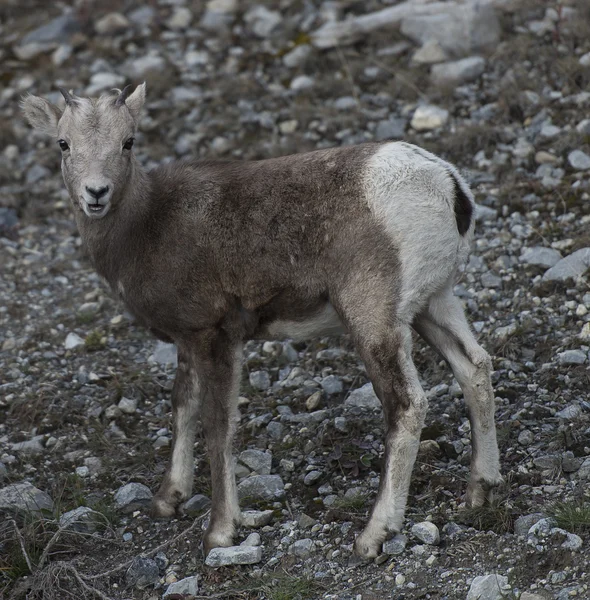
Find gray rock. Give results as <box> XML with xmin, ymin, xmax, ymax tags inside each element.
<box><xmin>59</xmin><ymin>506</ymin><xmax>102</xmax><ymax>533</ymax></box>
<box><xmin>238</xmin><ymin>475</ymin><xmax>285</xmax><ymax>501</ymax></box>
<box><xmin>298</xmin><ymin>513</ymin><xmax>317</xmax><ymax>529</ymax></box>
<box><xmin>410</xmin><ymin>105</ymin><xmax>449</xmax><ymax>131</ymax></box>
<box><xmin>375</xmin><ymin>117</ymin><xmax>406</xmax><ymax>141</ymax></box>
<box><xmin>26</xmin><ymin>164</ymin><xmax>50</xmax><ymax>184</ymax></box>
<box><xmin>239</xmin><ymin>449</ymin><xmax>272</xmax><ymax>475</ymax></box>
<box><xmin>118</xmin><ymin>397</ymin><xmax>137</xmax><ymax>414</ymax></box>
<box><xmin>205</xmin><ymin>545</ymin><xmax>262</xmax><ymax>566</ymax></box>
<box><xmin>561</xmin><ymin>532</ymin><xmax>583</xmax><ymax>551</ymax></box>
<box><xmin>266</xmin><ymin>421</ymin><xmax>284</xmax><ymax>439</ymax></box>
<box><xmin>334</xmin><ymin>96</ymin><xmax>357</xmax><ymax>110</ymax></box>
<box><xmin>249</xmin><ymin>370</ymin><xmax>271</xmax><ymax>391</ymax></box>
<box><xmin>562</xmin><ymin>452</ymin><xmax>582</xmax><ymax>473</ymax></box>
<box><xmin>244</xmin><ymin>6</ymin><xmax>281</xmax><ymax>38</ymax></box>
<box><xmin>290</xmin><ymin>75</ymin><xmax>315</xmax><ymax>91</ymax></box>
<box><xmin>0</xmin><ymin>208</ymin><xmax>18</xmax><ymax>229</ymax></box>
<box><xmin>383</xmin><ymin>533</ymin><xmax>407</xmax><ymax>555</ymax></box>
<box><xmin>303</xmin><ymin>470</ymin><xmax>322</xmax><ymax>486</ymax></box>
<box><xmin>241</xmin><ymin>509</ymin><xmax>274</xmax><ymax>528</ymax></box>
<box><xmin>411</xmin><ymin>521</ymin><xmax>440</xmax><ymax>545</ymax></box>
<box><xmin>557</xmin><ymin>350</ymin><xmax>586</xmax><ymax>366</ymax></box>
<box><xmin>543</xmin><ymin>248</ymin><xmax>590</xmax><ymax>282</ymax></box>
<box><xmin>320</xmin><ymin>375</ymin><xmax>343</xmax><ymax>395</ymax></box>
<box><xmin>0</xmin><ymin>462</ymin><xmax>7</xmax><ymax>481</ymax></box>
<box><xmin>466</xmin><ymin>574</ymin><xmax>509</xmax><ymax>600</ymax></box>
<box><xmin>555</xmin><ymin>404</ymin><xmax>582</xmax><ymax>419</ymax></box>
<box><xmin>412</xmin><ymin>39</ymin><xmax>448</xmax><ymax>64</ymax></box>
<box><xmin>514</xmin><ymin>513</ymin><xmax>544</xmax><ymax>536</ymax></box>
<box><xmin>182</xmin><ymin>494</ymin><xmax>211</xmax><ymax>516</ymax></box>
<box><xmin>474</xmin><ymin>204</ymin><xmax>498</xmax><ymax>222</ymax></box>
<box><xmin>20</xmin><ymin>13</ymin><xmax>79</xmax><ymax>45</ymax></box>
<box><xmin>481</xmin><ymin>272</ymin><xmax>502</xmax><ymax>289</ymax></box>
<box><xmin>126</xmin><ymin>53</ymin><xmax>166</xmax><ymax>79</ymax></box>
<box><xmin>94</xmin><ymin>12</ymin><xmax>129</xmax><ymax>35</ymax></box>
<box><xmin>344</xmin><ymin>383</ymin><xmax>380</xmax><ymax>410</ymax></box>
<box><xmin>577</xmin><ymin>457</ymin><xmax>590</xmax><ymax>480</ymax></box>
<box><xmin>163</xmin><ymin>575</ymin><xmax>199</xmax><ymax>598</ymax></box>
<box><xmin>289</xmin><ymin>538</ymin><xmax>315</xmax><ymax>558</ymax></box>
<box><xmin>166</xmin><ymin>7</ymin><xmax>193</xmax><ymax>30</ymax></box>
<box><xmin>126</xmin><ymin>557</ymin><xmax>159</xmax><ymax>589</ymax></box>
<box><xmin>431</xmin><ymin>56</ymin><xmax>485</xmax><ymax>87</ymax></box>
<box><xmin>128</xmin><ymin>6</ymin><xmax>156</xmax><ymax>27</ymax></box>
<box><xmin>520</xmin><ymin>247</ymin><xmax>562</xmax><ymax>268</ymax></box>
<box><xmin>86</xmin><ymin>72</ymin><xmax>125</xmax><ymax>96</ymax></box>
<box><xmin>400</xmin><ymin>2</ymin><xmax>500</xmax><ymax>58</ymax></box>
<box><xmin>283</xmin><ymin>45</ymin><xmax>311</xmax><ymax>68</ymax></box>
<box><xmin>114</xmin><ymin>482</ymin><xmax>153</xmax><ymax>513</ymax></box>
<box><xmin>153</xmin><ymin>342</ymin><xmax>178</xmax><ymax>367</ymax></box>
<box><xmin>568</xmin><ymin>150</ymin><xmax>590</xmax><ymax>171</ymax></box>
<box><xmin>0</xmin><ymin>482</ymin><xmax>54</xmax><ymax>515</ymax></box>
<box><xmin>241</xmin><ymin>532</ymin><xmax>261</xmax><ymax>547</ymax></box>
<box><xmin>65</xmin><ymin>332</ymin><xmax>84</xmax><ymax>349</ymax></box>
<box><xmin>528</xmin><ymin>518</ymin><xmax>557</xmax><ymax>537</ymax></box>
<box><xmin>11</xmin><ymin>435</ymin><xmax>44</xmax><ymax>455</ymax></box>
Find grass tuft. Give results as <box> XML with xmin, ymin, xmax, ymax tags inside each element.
<box><xmin>458</xmin><ymin>501</ymin><xmax>518</xmax><ymax>534</ymax></box>
<box><xmin>547</xmin><ymin>500</ymin><xmax>590</xmax><ymax>534</ymax></box>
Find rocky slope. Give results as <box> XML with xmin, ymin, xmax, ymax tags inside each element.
<box><xmin>1</xmin><ymin>1</ymin><xmax>589</xmax><ymax>599</ymax></box>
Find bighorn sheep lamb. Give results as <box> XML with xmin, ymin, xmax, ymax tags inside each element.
<box><xmin>22</xmin><ymin>84</ymin><xmax>502</xmax><ymax>559</ymax></box>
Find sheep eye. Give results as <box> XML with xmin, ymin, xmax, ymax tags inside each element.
<box><xmin>58</xmin><ymin>139</ymin><xmax>69</xmax><ymax>151</ymax></box>
<box><xmin>123</xmin><ymin>137</ymin><xmax>134</xmax><ymax>150</ymax></box>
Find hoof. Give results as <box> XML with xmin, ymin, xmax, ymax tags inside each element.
<box><xmin>151</xmin><ymin>495</ymin><xmax>179</xmax><ymax>519</ymax></box>
<box><xmin>354</xmin><ymin>533</ymin><xmax>381</xmax><ymax>560</ymax></box>
<box><xmin>466</xmin><ymin>475</ymin><xmax>503</xmax><ymax>507</ymax></box>
<box><xmin>203</xmin><ymin>529</ymin><xmax>234</xmax><ymax>557</ymax></box>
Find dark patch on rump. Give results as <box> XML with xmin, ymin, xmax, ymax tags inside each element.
<box><xmin>450</xmin><ymin>171</ymin><xmax>473</xmax><ymax>236</ymax></box>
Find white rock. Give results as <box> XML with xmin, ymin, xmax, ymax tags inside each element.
<box><xmin>411</xmin><ymin>521</ymin><xmax>440</xmax><ymax>545</ymax></box>
<box><xmin>568</xmin><ymin>150</ymin><xmax>590</xmax><ymax>171</ymax></box>
<box><xmin>290</xmin><ymin>75</ymin><xmax>315</xmax><ymax>91</ymax></box>
<box><xmin>166</xmin><ymin>7</ymin><xmax>193</xmax><ymax>30</ymax></box>
<box><xmin>114</xmin><ymin>482</ymin><xmax>153</xmax><ymax>513</ymax></box>
<box><xmin>412</xmin><ymin>39</ymin><xmax>448</xmax><ymax>65</ymax></box>
<box><xmin>86</xmin><ymin>72</ymin><xmax>125</xmax><ymax>96</ymax></box>
<box><xmin>241</xmin><ymin>532</ymin><xmax>261</xmax><ymax>547</ymax></box>
<box><xmin>520</xmin><ymin>247</ymin><xmax>562</xmax><ymax>268</ymax></box>
<box><xmin>543</xmin><ymin>248</ymin><xmax>590</xmax><ymax>282</ymax></box>
<box><xmin>283</xmin><ymin>44</ymin><xmax>312</xmax><ymax>68</ymax></box>
<box><xmin>59</xmin><ymin>506</ymin><xmax>102</xmax><ymax>533</ymax></box>
<box><xmin>0</xmin><ymin>482</ymin><xmax>54</xmax><ymax>515</ymax></box>
<box><xmin>431</xmin><ymin>56</ymin><xmax>485</xmax><ymax>87</ymax></box>
<box><xmin>244</xmin><ymin>6</ymin><xmax>281</xmax><ymax>38</ymax></box>
<box><xmin>466</xmin><ymin>574</ymin><xmax>509</xmax><ymax>600</ymax></box>
<box><xmin>410</xmin><ymin>105</ymin><xmax>449</xmax><ymax>131</ymax></box>
<box><xmin>152</xmin><ymin>341</ymin><xmax>178</xmax><ymax>366</ymax></box>
<box><xmin>580</xmin><ymin>52</ymin><xmax>590</xmax><ymax>67</ymax></box>
<box><xmin>163</xmin><ymin>576</ymin><xmax>199</xmax><ymax>598</ymax></box>
<box><xmin>95</xmin><ymin>13</ymin><xmax>129</xmax><ymax>35</ymax></box>
<box><xmin>118</xmin><ymin>397</ymin><xmax>138</xmax><ymax>414</ymax></box>
<box><xmin>344</xmin><ymin>383</ymin><xmax>380</xmax><ymax>410</ymax></box>
<box><xmin>205</xmin><ymin>545</ymin><xmax>262</xmax><ymax>566</ymax></box>
<box><xmin>65</xmin><ymin>332</ymin><xmax>84</xmax><ymax>349</ymax></box>
<box><xmin>241</xmin><ymin>509</ymin><xmax>274</xmax><ymax>528</ymax></box>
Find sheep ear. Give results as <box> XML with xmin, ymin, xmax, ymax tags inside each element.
<box><xmin>125</xmin><ymin>82</ymin><xmax>146</xmax><ymax>122</ymax></box>
<box><xmin>21</xmin><ymin>95</ymin><xmax>62</xmax><ymax>137</ymax></box>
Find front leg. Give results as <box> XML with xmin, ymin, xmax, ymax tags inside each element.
<box><xmin>195</xmin><ymin>328</ymin><xmax>243</xmax><ymax>555</ymax></box>
<box><xmin>152</xmin><ymin>352</ymin><xmax>200</xmax><ymax>517</ymax></box>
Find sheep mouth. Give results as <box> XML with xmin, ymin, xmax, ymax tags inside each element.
<box><xmin>82</xmin><ymin>200</ymin><xmax>110</xmax><ymax>218</ymax></box>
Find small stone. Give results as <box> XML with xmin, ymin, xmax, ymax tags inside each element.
<box><xmin>152</xmin><ymin>341</ymin><xmax>178</xmax><ymax>367</ymax></box>
<box><xmin>105</xmin><ymin>405</ymin><xmax>122</xmax><ymax>420</ymax></box>
<box><xmin>127</xmin><ymin>53</ymin><xmax>166</xmax><ymax>79</ymax></box>
<box><xmin>431</xmin><ymin>56</ymin><xmax>485</xmax><ymax>87</ymax></box>
<box><xmin>95</xmin><ymin>13</ymin><xmax>129</xmax><ymax>35</ymax></box>
<box><xmin>241</xmin><ymin>509</ymin><xmax>274</xmax><ymax>528</ymax></box>
<box><xmin>283</xmin><ymin>44</ymin><xmax>311</xmax><ymax>68</ymax></box>
<box><xmin>266</xmin><ymin>421</ymin><xmax>284</xmax><ymax>439</ymax></box>
<box><xmin>84</xmin><ymin>457</ymin><xmax>102</xmax><ymax>476</ymax></box>
<box><xmin>543</xmin><ymin>248</ymin><xmax>590</xmax><ymax>282</ymax></box>
<box><xmin>182</xmin><ymin>494</ymin><xmax>211</xmax><ymax>516</ymax></box>
<box><xmin>561</xmin><ymin>532</ymin><xmax>583</xmax><ymax>551</ymax></box>
<box><xmin>305</xmin><ymin>391</ymin><xmax>322</xmax><ymax>411</ymax></box>
<box><xmin>334</xmin><ymin>416</ymin><xmax>347</xmax><ymax>432</ymax></box>
<box><xmin>303</xmin><ymin>470</ymin><xmax>322</xmax><ymax>486</ymax></box>
<box><xmin>59</xmin><ymin>506</ymin><xmax>102</xmax><ymax>533</ymax></box>
<box><xmin>410</xmin><ymin>105</ymin><xmax>449</xmax><ymax>131</ymax></box>
<box><xmin>344</xmin><ymin>383</ymin><xmax>380</xmax><ymax>410</ymax></box>
<box><xmin>375</xmin><ymin>117</ymin><xmax>406</xmax><ymax>141</ymax></box>
<box><xmin>279</xmin><ymin>119</ymin><xmax>298</xmax><ymax>134</ymax></box>
<box><xmin>555</xmin><ymin>404</ymin><xmax>582</xmax><ymax>419</ymax></box>
<box><xmin>249</xmin><ymin>370</ymin><xmax>271</xmax><ymax>391</ymax></box>
<box><xmin>298</xmin><ymin>513</ymin><xmax>317</xmax><ymax>529</ymax></box>
<box><xmin>11</xmin><ymin>435</ymin><xmax>44</xmax><ymax>455</ymax></box>
<box><xmin>334</xmin><ymin>96</ymin><xmax>357</xmax><ymax>110</ymax></box>
<box><xmin>126</xmin><ymin>557</ymin><xmax>159</xmax><ymax>589</ymax></box>
<box><xmin>520</xmin><ymin>247</ymin><xmax>562</xmax><ymax>268</ymax></box>
<box><xmin>568</xmin><ymin>150</ymin><xmax>590</xmax><ymax>171</ymax></box>
<box><xmin>0</xmin><ymin>482</ymin><xmax>54</xmax><ymax>515</ymax></box>
<box><xmin>114</xmin><ymin>482</ymin><xmax>153</xmax><ymax>513</ymax></box>
<box><xmin>241</xmin><ymin>532</ymin><xmax>261</xmax><ymax>547</ymax></box>
<box><xmin>411</xmin><ymin>522</ymin><xmax>440</xmax><ymax>545</ymax></box>
<box><xmin>163</xmin><ymin>575</ymin><xmax>199</xmax><ymax>598</ymax></box>
<box><xmin>244</xmin><ymin>6</ymin><xmax>281</xmax><ymax>38</ymax></box>
<box><xmin>557</xmin><ymin>350</ymin><xmax>586</xmax><ymax>366</ymax></box>
<box><xmin>517</xmin><ymin>430</ymin><xmax>534</xmax><ymax>446</ymax></box>
<box><xmin>466</xmin><ymin>574</ymin><xmax>509</xmax><ymax>600</ymax></box>
<box><xmin>320</xmin><ymin>375</ymin><xmax>343</xmax><ymax>395</ymax></box>
<box><xmin>166</xmin><ymin>7</ymin><xmax>193</xmax><ymax>30</ymax></box>
<box><xmin>577</xmin><ymin>458</ymin><xmax>590</xmax><ymax>480</ymax></box>
<box><xmin>75</xmin><ymin>466</ymin><xmax>90</xmax><ymax>478</ymax></box>
<box><xmin>289</xmin><ymin>538</ymin><xmax>315</xmax><ymax>558</ymax></box>
<box><xmin>383</xmin><ymin>534</ymin><xmax>407</xmax><ymax>555</ymax></box>
<box><xmin>65</xmin><ymin>332</ymin><xmax>84</xmax><ymax>350</ymax></box>
<box><xmin>562</xmin><ymin>452</ymin><xmax>582</xmax><ymax>473</ymax></box>
<box><xmin>205</xmin><ymin>545</ymin><xmax>262</xmax><ymax>566</ymax></box>
<box><xmin>290</xmin><ymin>75</ymin><xmax>315</xmax><ymax>91</ymax></box>
<box><xmin>118</xmin><ymin>397</ymin><xmax>137</xmax><ymax>414</ymax></box>
<box><xmin>239</xmin><ymin>449</ymin><xmax>272</xmax><ymax>475</ymax></box>
<box><xmin>412</xmin><ymin>39</ymin><xmax>448</xmax><ymax>64</ymax></box>
<box><xmin>481</xmin><ymin>272</ymin><xmax>502</xmax><ymax>289</ymax></box>
<box><xmin>514</xmin><ymin>513</ymin><xmax>544</xmax><ymax>536</ymax></box>
<box><xmin>238</xmin><ymin>475</ymin><xmax>285</xmax><ymax>501</ymax></box>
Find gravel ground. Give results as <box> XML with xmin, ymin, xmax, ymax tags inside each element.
<box><xmin>1</xmin><ymin>1</ymin><xmax>590</xmax><ymax>599</ymax></box>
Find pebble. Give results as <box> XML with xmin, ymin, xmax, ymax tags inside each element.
<box><xmin>555</xmin><ymin>404</ymin><xmax>582</xmax><ymax>419</ymax></box>
<box><xmin>163</xmin><ymin>575</ymin><xmax>199</xmax><ymax>598</ymax></box>
<box><xmin>375</xmin><ymin>117</ymin><xmax>406</xmax><ymax>141</ymax></box>
<box><xmin>94</xmin><ymin>13</ymin><xmax>129</xmax><ymax>35</ymax></box>
<box><xmin>283</xmin><ymin>45</ymin><xmax>311</xmax><ymax>68</ymax></box>
<box><xmin>0</xmin><ymin>482</ymin><xmax>54</xmax><ymax>515</ymax></box>
<box><xmin>241</xmin><ymin>532</ymin><xmax>261</xmax><ymax>547</ymax></box>
<box><xmin>237</xmin><ymin>475</ymin><xmax>285</xmax><ymax>501</ymax></box>
<box><xmin>205</xmin><ymin>545</ymin><xmax>262</xmax><ymax>567</ymax></box>
<box><xmin>344</xmin><ymin>383</ymin><xmax>380</xmax><ymax>410</ymax></box>
<box><xmin>303</xmin><ymin>470</ymin><xmax>322</xmax><ymax>486</ymax></box>
<box><xmin>289</xmin><ymin>538</ymin><xmax>315</xmax><ymax>558</ymax></box>
<box><xmin>182</xmin><ymin>494</ymin><xmax>211</xmax><ymax>516</ymax></box>
<box><xmin>290</xmin><ymin>75</ymin><xmax>315</xmax><ymax>91</ymax></box>
<box><xmin>239</xmin><ymin>449</ymin><xmax>272</xmax><ymax>475</ymax></box>
<box><xmin>520</xmin><ymin>247</ymin><xmax>562</xmax><ymax>268</ymax></box>
<box><xmin>241</xmin><ymin>509</ymin><xmax>274</xmax><ymax>528</ymax></box>
<box><xmin>113</xmin><ymin>482</ymin><xmax>153</xmax><ymax>513</ymax></box>
<box><xmin>411</xmin><ymin>522</ymin><xmax>440</xmax><ymax>545</ymax></box>
<box><xmin>126</xmin><ymin>557</ymin><xmax>159</xmax><ymax>589</ymax></box>
<box><xmin>466</xmin><ymin>574</ymin><xmax>509</xmax><ymax>600</ymax></box>
<box><xmin>514</xmin><ymin>513</ymin><xmax>544</xmax><ymax>536</ymax></box>
<box><xmin>320</xmin><ymin>374</ymin><xmax>343</xmax><ymax>395</ymax></box>
<box><xmin>410</xmin><ymin>105</ymin><xmax>449</xmax><ymax>131</ymax></box>
<box><xmin>118</xmin><ymin>397</ymin><xmax>137</xmax><ymax>414</ymax></box>
<box><xmin>543</xmin><ymin>248</ymin><xmax>590</xmax><ymax>282</ymax></box>
<box><xmin>568</xmin><ymin>150</ymin><xmax>590</xmax><ymax>171</ymax></box>
<box><xmin>249</xmin><ymin>370</ymin><xmax>271</xmax><ymax>391</ymax></box>
<box><xmin>166</xmin><ymin>7</ymin><xmax>193</xmax><ymax>30</ymax></box>
<box><xmin>430</xmin><ymin>56</ymin><xmax>485</xmax><ymax>87</ymax></box>
<box><xmin>557</xmin><ymin>350</ymin><xmax>586</xmax><ymax>366</ymax></box>
<box><xmin>152</xmin><ymin>341</ymin><xmax>178</xmax><ymax>367</ymax></box>
<box><xmin>59</xmin><ymin>506</ymin><xmax>102</xmax><ymax>533</ymax></box>
<box><xmin>383</xmin><ymin>534</ymin><xmax>407</xmax><ymax>555</ymax></box>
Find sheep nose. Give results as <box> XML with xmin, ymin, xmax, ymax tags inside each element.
<box><xmin>85</xmin><ymin>185</ymin><xmax>109</xmax><ymax>200</ymax></box>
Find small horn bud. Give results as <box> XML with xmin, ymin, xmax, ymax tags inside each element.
<box><xmin>58</xmin><ymin>87</ymin><xmax>75</xmax><ymax>106</ymax></box>
<box><xmin>115</xmin><ymin>85</ymin><xmax>133</xmax><ymax>106</ymax></box>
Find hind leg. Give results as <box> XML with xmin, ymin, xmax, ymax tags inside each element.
<box><xmin>413</xmin><ymin>286</ymin><xmax>502</xmax><ymax>506</ymax></box>
<box><xmin>331</xmin><ymin>282</ymin><xmax>428</xmax><ymax>559</ymax></box>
